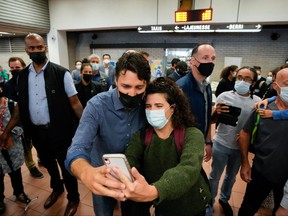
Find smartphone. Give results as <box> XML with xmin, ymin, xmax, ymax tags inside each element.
<box><xmin>102</xmin><ymin>154</ymin><xmax>134</xmax><ymax>182</ymax></box>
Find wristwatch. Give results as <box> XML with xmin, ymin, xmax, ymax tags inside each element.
<box><xmin>205</xmin><ymin>141</ymin><xmax>213</xmax><ymax>146</ymax></box>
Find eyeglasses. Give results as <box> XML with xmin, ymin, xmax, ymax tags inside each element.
<box><xmin>236</xmin><ymin>75</ymin><xmax>253</xmax><ymax>83</ymax></box>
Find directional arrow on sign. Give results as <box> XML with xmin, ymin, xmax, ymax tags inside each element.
<box><xmin>255</xmin><ymin>24</ymin><xmax>261</xmax><ymax>29</ymax></box>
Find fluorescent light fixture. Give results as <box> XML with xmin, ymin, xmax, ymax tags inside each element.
<box><xmin>0</xmin><ymin>32</ymin><xmax>16</xmax><ymax>36</ymax></box>
<box><xmin>0</xmin><ymin>32</ymin><xmax>11</xmax><ymax>35</ymax></box>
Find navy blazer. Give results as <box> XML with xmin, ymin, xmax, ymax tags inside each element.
<box><xmin>99</xmin><ymin>65</ymin><xmax>115</xmax><ymax>83</ymax></box>
<box><xmin>176</xmin><ymin>72</ymin><xmax>212</xmax><ymax>137</ymax></box>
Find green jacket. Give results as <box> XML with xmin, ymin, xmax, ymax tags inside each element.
<box><xmin>125</xmin><ymin>127</ymin><xmax>211</xmax><ymax>216</ymax></box>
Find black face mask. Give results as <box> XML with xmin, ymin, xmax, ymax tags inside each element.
<box><xmin>177</xmin><ymin>69</ymin><xmax>187</xmax><ymax>77</ymax></box>
<box><xmin>11</xmin><ymin>69</ymin><xmax>21</xmax><ymax>78</ymax></box>
<box><xmin>119</xmin><ymin>91</ymin><xmax>144</xmax><ymax>109</ymax></box>
<box><xmin>195</xmin><ymin>59</ymin><xmax>214</xmax><ymax>77</ymax></box>
<box><xmin>29</xmin><ymin>52</ymin><xmax>47</xmax><ymax>64</ymax></box>
<box><xmin>83</xmin><ymin>74</ymin><xmax>92</xmax><ymax>83</ymax></box>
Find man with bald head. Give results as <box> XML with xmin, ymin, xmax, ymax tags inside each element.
<box><xmin>177</xmin><ymin>43</ymin><xmax>216</xmax><ymax>162</ymax></box>
<box><xmin>238</xmin><ymin>65</ymin><xmax>288</xmax><ymax>215</ymax></box>
<box><xmin>2</xmin><ymin>33</ymin><xmax>83</xmax><ymax>216</ymax></box>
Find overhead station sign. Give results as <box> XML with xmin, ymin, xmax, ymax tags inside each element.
<box><xmin>175</xmin><ymin>9</ymin><xmax>213</xmax><ymax>22</ymax></box>
<box><xmin>137</xmin><ymin>24</ymin><xmax>262</xmax><ymax>33</ymax></box>
<box><xmin>215</xmin><ymin>24</ymin><xmax>262</xmax><ymax>32</ymax></box>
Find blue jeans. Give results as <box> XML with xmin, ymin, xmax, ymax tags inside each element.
<box><xmin>92</xmin><ymin>194</ymin><xmax>116</xmax><ymax>216</ymax></box>
<box><xmin>209</xmin><ymin>141</ymin><xmax>241</xmax><ymax>203</ymax></box>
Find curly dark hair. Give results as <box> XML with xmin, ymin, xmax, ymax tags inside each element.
<box><xmin>220</xmin><ymin>65</ymin><xmax>238</xmax><ymax>79</ymax></box>
<box><xmin>115</xmin><ymin>52</ymin><xmax>151</xmax><ymax>84</ymax></box>
<box><xmin>145</xmin><ymin>77</ymin><xmax>197</xmax><ymax>128</ymax></box>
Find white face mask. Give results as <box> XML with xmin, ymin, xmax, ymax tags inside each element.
<box><xmin>257</xmin><ymin>75</ymin><xmax>261</xmax><ymax>80</ymax></box>
<box><xmin>103</xmin><ymin>59</ymin><xmax>110</xmax><ymax>64</ymax></box>
<box><xmin>234</xmin><ymin>80</ymin><xmax>251</xmax><ymax>95</ymax></box>
<box><xmin>233</xmin><ymin>72</ymin><xmax>237</xmax><ymax>77</ymax></box>
<box><xmin>76</xmin><ymin>65</ymin><xmax>81</xmax><ymax>70</ymax></box>
<box><xmin>266</xmin><ymin>77</ymin><xmax>273</xmax><ymax>85</ymax></box>
<box><xmin>145</xmin><ymin>106</ymin><xmax>173</xmax><ymax>129</ymax></box>
<box><xmin>275</xmin><ymin>82</ymin><xmax>288</xmax><ymax>103</ymax></box>
<box><xmin>91</xmin><ymin>63</ymin><xmax>99</xmax><ymax>71</ymax></box>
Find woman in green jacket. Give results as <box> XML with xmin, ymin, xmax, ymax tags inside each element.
<box><xmin>114</xmin><ymin>77</ymin><xmax>211</xmax><ymax>216</ymax></box>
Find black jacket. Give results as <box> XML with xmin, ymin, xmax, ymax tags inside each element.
<box><xmin>18</xmin><ymin>62</ymin><xmax>77</xmax><ymax>148</ymax></box>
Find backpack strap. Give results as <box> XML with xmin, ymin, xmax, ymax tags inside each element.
<box><xmin>174</xmin><ymin>126</ymin><xmax>185</xmax><ymax>152</ymax></box>
<box><xmin>144</xmin><ymin>126</ymin><xmax>185</xmax><ymax>152</ymax></box>
<box><xmin>251</xmin><ymin>113</ymin><xmax>261</xmax><ymax>145</ymax></box>
<box><xmin>144</xmin><ymin>127</ymin><xmax>154</xmax><ymax>146</ymax></box>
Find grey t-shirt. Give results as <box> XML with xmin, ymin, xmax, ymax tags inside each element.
<box><xmin>214</xmin><ymin>90</ymin><xmax>261</xmax><ymax>149</ymax></box>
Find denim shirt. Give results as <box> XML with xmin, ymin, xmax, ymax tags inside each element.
<box><xmin>65</xmin><ymin>88</ymin><xmax>146</xmax><ymax>172</ymax></box>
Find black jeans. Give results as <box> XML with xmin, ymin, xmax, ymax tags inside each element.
<box><xmin>0</xmin><ymin>168</ymin><xmax>24</xmax><ymax>201</ymax></box>
<box><xmin>31</xmin><ymin>125</ymin><xmax>79</xmax><ymax>202</ymax></box>
<box><xmin>238</xmin><ymin>166</ymin><xmax>284</xmax><ymax>216</ymax></box>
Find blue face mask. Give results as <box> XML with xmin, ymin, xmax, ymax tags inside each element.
<box><xmin>234</xmin><ymin>80</ymin><xmax>251</xmax><ymax>95</ymax></box>
<box><xmin>275</xmin><ymin>82</ymin><xmax>288</xmax><ymax>103</ymax></box>
<box><xmin>145</xmin><ymin>106</ymin><xmax>173</xmax><ymax>129</ymax></box>
<box><xmin>266</xmin><ymin>77</ymin><xmax>273</xmax><ymax>85</ymax></box>
<box><xmin>91</xmin><ymin>63</ymin><xmax>99</xmax><ymax>71</ymax></box>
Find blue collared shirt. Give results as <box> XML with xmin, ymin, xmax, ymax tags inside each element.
<box><xmin>28</xmin><ymin>61</ymin><xmax>77</xmax><ymax>125</ymax></box>
<box><xmin>65</xmin><ymin>88</ymin><xmax>146</xmax><ymax>172</ymax></box>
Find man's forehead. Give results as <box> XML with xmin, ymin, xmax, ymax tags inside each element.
<box><xmin>118</xmin><ymin>72</ymin><xmax>146</xmax><ymax>85</ymax></box>
<box><xmin>197</xmin><ymin>45</ymin><xmax>215</xmax><ymax>56</ymax></box>
<box><xmin>276</xmin><ymin>68</ymin><xmax>288</xmax><ymax>80</ymax></box>
<box><xmin>238</xmin><ymin>69</ymin><xmax>253</xmax><ymax>78</ymax></box>
<box><xmin>10</xmin><ymin>60</ymin><xmax>22</xmax><ymax>66</ymax></box>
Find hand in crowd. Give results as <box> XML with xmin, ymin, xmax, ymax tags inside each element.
<box><xmin>257</xmin><ymin>108</ymin><xmax>273</xmax><ymax>118</ymax></box>
<box><xmin>276</xmin><ymin>206</ymin><xmax>288</xmax><ymax>216</ymax></box>
<box><xmin>216</xmin><ymin>102</ymin><xmax>230</xmax><ymax>115</ymax></box>
<box><xmin>254</xmin><ymin>99</ymin><xmax>268</xmax><ymax>109</ymax></box>
<box><xmin>79</xmin><ymin>164</ymin><xmax>126</xmax><ymax>201</ymax></box>
<box><xmin>204</xmin><ymin>144</ymin><xmax>212</xmax><ymax>162</ymax></box>
<box><xmin>0</xmin><ymin>132</ymin><xmax>9</xmax><ymax>150</ymax></box>
<box><xmin>113</xmin><ymin>167</ymin><xmax>158</xmax><ymax>202</ymax></box>
<box><xmin>240</xmin><ymin>162</ymin><xmax>252</xmax><ymax>183</ymax></box>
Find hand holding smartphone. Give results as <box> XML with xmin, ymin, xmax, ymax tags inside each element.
<box><xmin>102</xmin><ymin>154</ymin><xmax>134</xmax><ymax>182</ymax></box>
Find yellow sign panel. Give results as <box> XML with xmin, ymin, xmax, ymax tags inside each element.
<box><xmin>175</xmin><ymin>9</ymin><xmax>213</xmax><ymax>22</ymax></box>
<box><xmin>175</xmin><ymin>11</ymin><xmax>188</xmax><ymax>22</ymax></box>
<box><xmin>202</xmin><ymin>9</ymin><xmax>212</xmax><ymax>21</ymax></box>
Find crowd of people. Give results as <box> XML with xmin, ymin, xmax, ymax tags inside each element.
<box><xmin>0</xmin><ymin>34</ymin><xmax>287</xmax><ymax>216</ymax></box>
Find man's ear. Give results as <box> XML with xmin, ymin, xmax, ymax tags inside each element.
<box><xmin>25</xmin><ymin>48</ymin><xmax>29</xmax><ymax>55</ymax></box>
<box><xmin>190</xmin><ymin>56</ymin><xmax>198</xmax><ymax>67</ymax></box>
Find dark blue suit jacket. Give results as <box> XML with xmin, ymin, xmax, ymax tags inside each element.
<box><xmin>176</xmin><ymin>72</ymin><xmax>212</xmax><ymax>137</ymax></box>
